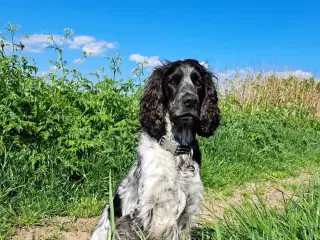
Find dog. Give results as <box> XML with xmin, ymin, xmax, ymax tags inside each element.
<box><xmin>91</xmin><ymin>59</ymin><xmax>221</xmax><ymax>240</ymax></box>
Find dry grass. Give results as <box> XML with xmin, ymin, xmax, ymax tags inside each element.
<box><xmin>218</xmin><ymin>73</ymin><xmax>320</xmax><ymax>117</ymax></box>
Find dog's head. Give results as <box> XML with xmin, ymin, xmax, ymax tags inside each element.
<box><xmin>139</xmin><ymin>59</ymin><xmax>220</xmax><ymax>140</ymax></box>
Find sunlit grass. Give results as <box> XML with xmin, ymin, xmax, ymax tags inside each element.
<box><xmin>193</xmin><ymin>177</ymin><xmax>320</xmax><ymax>239</ymax></box>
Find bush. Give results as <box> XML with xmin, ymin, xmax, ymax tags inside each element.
<box><xmin>0</xmin><ymin>25</ymin><xmax>143</xmax><ymax>235</ymax></box>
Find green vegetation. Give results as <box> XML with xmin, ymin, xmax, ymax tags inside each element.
<box><xmin>0</xmin><ymin>25</ymin><xmax>142</xmax><ymax>238</ymax></box>
<box><xmin>1</xmin><ymin>23</ymin><xmax>320</xmax><ymax>239</ymax></box>
<box><xmin>193</xmin><ymin>177</ymin><xmax>320</xmax><ymax>240</ymax></box>
<box><xmin>201</xmin><ymin>108</ymin><xmax>320</xmax><ymax>191</ymax></box>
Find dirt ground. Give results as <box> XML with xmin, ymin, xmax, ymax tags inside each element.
<box><xmin>12</xmin><ymin>169</ymin><xmax>317</xmax><ymax>240</ymax></box>
<box><xmin>12</xmin><ymin>217</ymin><xmax>98</xmax><ymax>240</ymax></box>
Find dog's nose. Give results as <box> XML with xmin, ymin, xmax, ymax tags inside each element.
<box><xmin>182</xmin><ymin>95</ymin><xmax>198</xmax><ymax>108</ymax></box>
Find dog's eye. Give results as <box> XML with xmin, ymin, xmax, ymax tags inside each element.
<box><xmin>193</xmin><ymin>77</ymin><xmax>203</xmax><ymax>87</ymax></box>
<box><xmin>168</xmin><ymin>75</ymin><xmax>180</xmax><ymax>86</ymax></box>
<box><xmin>191</xmin><ymin>73</ymin><xmax>203</xmax><ymax>87</ymax></box>
<box><xmin>194</xmin><ymin>79</ymin><xmax>203</xmax><ymax>87</ymax></box>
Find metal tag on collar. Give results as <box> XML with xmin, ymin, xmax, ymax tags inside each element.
<box><xmin>159</xmin><ymin>135</ymin><xmax>179</xmax><ymax>155</ymax></box>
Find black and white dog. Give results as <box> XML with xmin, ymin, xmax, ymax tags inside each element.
<box><xmin>91</xmin><ymin>59</ymin><xmax>220</xmax><ymax>240</ymax></box>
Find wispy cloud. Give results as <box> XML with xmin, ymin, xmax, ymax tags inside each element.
<box><xmin>21</xmin><ymin>34</ymin><xmax>64</xmax><ymax>53</ymax></box>
<box><xmin>216</xmin><ymin>68</ymin><xmax>314</xmax><ymax>81</ymax></box>
<box><xmin>262</xmin><ymin>70</ymin><xmax>314</xmax><ymax>79</ymax></box>
<box><xmin>73</xmin><ymin>58</ymin><xmax>85</xmax><ymax>64</ymax></box>
<box><xmin>20</xmin><ymin>33</ymin><xmax>117</xmax><ymax>56</ymax></box>
<box><xmin>50</xmin><ymin>66</ymin><xmax>58</xmax><ymax>71</ymax></box>
<box><xmin>129</xmin><ymin>56</ymin><xmax>211</xmax><ymax>71</ymax></box>
<box><xmin>68</xmin><ymin>36</ymin><xmax>95</xmax><ymax>49</ymax></box>
<box><xmin>200</xmin><ymin>61</ymin><xmax>209</xmax><ymax>69</ymax></box>
<box><xmin>82</xmin><ymin>41</ymin><xmax>116</xmax><ymax>56</ymax></box>
<box><xmin>129</xmin><ymin>54</ymin><xmax>161</xmax><ymax>68</ymax></box>
<box><xmin>214</xmin><ymin>68</ymin><xmax>315</xmax><ymax>94</ymax></box>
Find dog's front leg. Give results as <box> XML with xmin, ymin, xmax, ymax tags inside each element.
<box><xmin>90</xmin><ymin>205</ymin><xmax>112</xmax><ymax>240</ymax></box>
<box><xmin>137</xmin><ymin>174</ymin><xmax>185</xmax><ymax>240</ymax></box>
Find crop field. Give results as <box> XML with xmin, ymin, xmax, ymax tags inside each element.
<box><xmin>1</xmin><ymin>25</ymin><xmax>320</xmax><ymax>239</ymax></box>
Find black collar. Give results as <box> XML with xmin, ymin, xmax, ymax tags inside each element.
<box><xmin>159</xmin><ymin>135</ymin><xmax>192</xmax><ymax>155</ymax></box>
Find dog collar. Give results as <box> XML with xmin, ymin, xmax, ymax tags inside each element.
<box><xmin>159</xmin><ymin>135</ymin><xmax>192</xmax><ymax>155</ymax></box>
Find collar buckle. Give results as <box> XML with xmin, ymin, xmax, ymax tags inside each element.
<box><xmin>159</xmin><ymin>135</ymin><xmax>191</xmax><ymax>155</ymax></box>
<box><xmin>159</xmin><ymin>135</ymin><xmax>179</xmax><ymax>155</ymax></box>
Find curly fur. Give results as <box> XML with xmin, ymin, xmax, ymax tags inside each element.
<box><xmin>197</xmin><ymin>71</ymin><xmax>220</xmax><ymax>137</ymax></box>
<box><xmin>139</xmin><ymin>67</ymin><xmax>167</xmax><ymax>141</ymax></box>
<box><xmin>91</xmin><ymin>59</ymin><xmax>220</xmax><ymax>240</ymax></box>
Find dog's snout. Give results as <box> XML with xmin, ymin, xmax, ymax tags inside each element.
<box><xmin>182</xmin><ymin>94</ymin><xmax>198</xmax><ymax>108</ymax></box>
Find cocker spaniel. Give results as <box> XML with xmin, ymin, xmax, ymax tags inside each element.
<box><xmin>91</xmin><ymin>59</ymin><xmax>221</xmax><ymax>240</ymax></box>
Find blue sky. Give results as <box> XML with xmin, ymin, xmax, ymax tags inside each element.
<box><xmin>1</xmin><ymin>0</ymin><xmax>320</xmax><ymax>79</ymax></box>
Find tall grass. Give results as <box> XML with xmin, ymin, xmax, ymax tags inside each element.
<box><xmin>193</xmin><ymin>177</ymin><xmax>320</xmax><ymax>240</ymax></box>
<box><xmin>219</xmin><ymin>72</ymin><xmax>320</xmax><ymax>117</ymax></box>
<box><xmin>0</xmin><ymin>23</ymin><xmax>320</xmax><ymax>239</ymax></box>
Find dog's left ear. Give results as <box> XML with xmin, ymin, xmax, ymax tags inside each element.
<box><xmin>196</xmin><ymin>71</ymin><xmax>221</xmax><ymax>138</ymax></box>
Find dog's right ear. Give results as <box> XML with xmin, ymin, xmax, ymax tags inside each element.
<box><xmin>139</xmin><ymin>67</ymin><xmax>166</xmax><ymax>140</ymax></box>
<box><xmin>196</xmin><ymin>69</ymin><xmax>221</xmax><ymax>138</ymax></box>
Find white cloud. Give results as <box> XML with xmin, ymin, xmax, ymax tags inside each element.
<box><xmin>73</xmin><ymin>58</ymin><xmax>85</xmax><ymax>64</ymax></box>
<box><xmin>106</xmin><ymin>42</ymin><xmax>116</xmax><ymax>49</ymax></box>
<box><xmin>216</xmin><ymin>68</ymin><xmax>314</xmax><ymax>81</ymax></box>
<box><xmin>23</xmin><ymin>46</ymin><xmax>44</xmax><ymax>53</ymax></box>
<box><xmin>68</xmin><ymin>36</ymin><xmax>116</xmax><ymax>56</ymax></box>
<box><xmin>200</xmin><ymin>61</ymin><xmax>209</xmax><ymax>69</ymax></box>
<box><xmin>20</xmin><ymin>33</ymin><xmax>116</xmax><ymax>56</ymax></box>
<box><xmin>129</xmin><ymin>57</ymin><xmax>210</xmax><ymax>71</ymax></box>
<box><xmin>129</xmin><ymin>54</ymin><xmax>161</xmax><ymax>67</ymax></box>
<box><xmin>262</xmin><ymin>70</ymin><xmax>313</xmax><ymax>79</ymax></box>
<box><xmin>22</xmin><ymin>34</ymin><xmax>61</xmax><ymax>45</ymax></box>
<box><xmin>68</xmin><ymin>36</ymin><xmax>95</xmax><ymax>49</ymax></box>
<box><xmin>216</xmin><ymin>71</ymin><xmax>236</xmax><ymax>80</ymax></box>
<box><xmin>216</xmin><ymin>68</ymin><xmax>315</xmax><ymax>95</ymax></box>
<box><xmin>50</xmin><ymin>66</ymin><xmax>58</xmax><ymax>71</ymax></box>
<box><xmin>82</xmin><ymin>41</ymin><xmax>116</xmax><ymax>56</ymax></box>
<box><xmin>21</xmin><ymin>34</ymin><xmax>64</xmax><ymax>53</ymax></box>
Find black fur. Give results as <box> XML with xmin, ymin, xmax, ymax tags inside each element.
<box><xmin>139</xmin><ymin>68</ymin><xmax>166</xmax><ymax>141</ymax></box>
<box><xmin>197</xmin><ymin>70</ymin><xmax>221</xmax><ymax>137</ymax></box>
<box><xmin>139</xmin><ymin>59</ymin><xmax>220</xmax><ymax>141</ymax></box>
<box><xmin>113</xmin><ymin>192</ymin><xmax>123</xmax><ymax>220</ymax></box>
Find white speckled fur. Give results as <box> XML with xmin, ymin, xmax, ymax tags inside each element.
<box><xmin>91</xmin><ymin>115</ymin><xmax>203</xmax><ymax>240</ymax></box>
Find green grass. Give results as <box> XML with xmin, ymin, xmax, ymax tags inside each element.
<box><xmin>200</xmin><ymin>109</ymin><xmax>320</xmax><ymax>193</ymax></box>
<box><xmin>0</xmin><ymin>23</ymin><xmax>320</xmax><ymax>239</ymax></box>
<box><xmin>192</xmin><ymin>176</ymin><xmax>320</xmax><ymax>240</ymax></box>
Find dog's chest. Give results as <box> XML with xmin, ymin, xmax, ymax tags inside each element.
<box><xmin>174</xmin><ymin>154</ymin><xmax>203</xmax><ymax>203</ymax></box>
<box><xmin>175</xmin><ymin>155</ymin><xmax>197</xmax><ymax>183</ymax></box>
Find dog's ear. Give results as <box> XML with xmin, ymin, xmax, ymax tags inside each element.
<box><xmin>139</xmin><ymin>67</ymin><xmax>166</xmax><ymax>140</ymax></box>
<box><xmin>196</xmin><ymin>71</ymin><xmax>221</xmax><ymax>138</ymax></box>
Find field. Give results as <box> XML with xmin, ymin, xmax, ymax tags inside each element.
<box><xmin>1</xmin><ymin>25</ymin><xmax>320</xmax><ymax>239</ymax></box>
